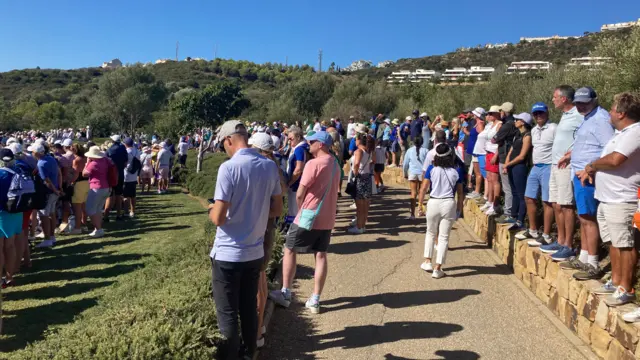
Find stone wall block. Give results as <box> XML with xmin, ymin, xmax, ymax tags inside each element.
<box><xmin>569</xmin><ymin>279</ymin><xmax>583</xmax><ymax>305</ymax></box>
<box><xmin>606</xmin><ymin>338</ymin><xmax>635</xmax><ymax>360</ymax></box>
<box><xmin>577</xmin><ymin>316</ymin><xmax>592</xmax><ymax>344</ymax></box>
<box><xmin>591</xmin><ymin>325</ymin><xmax>613</xmax><ymax>358</ymax></box>
<box><xmin>612</xmin><ymin>316</ymin><xmax>639</xmax><ymax>352</ymax></box>
<box><xmin>556</xmin><ymin>269</ymin><xmax>571</xmax><ymax>300</ymax></box>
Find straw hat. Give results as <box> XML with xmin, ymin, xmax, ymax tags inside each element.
<box><xmin>86</xmin><ymin>146</ymin><xmax>105</xmax><ymax>159</ymax></box>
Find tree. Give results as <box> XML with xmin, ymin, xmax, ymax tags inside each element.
<box><xmin>328</xmin><ymin>62</ymin><xmax>336</xmax><ymax>72</ymax></box>
<box><xmin>171</xmin><ymin>81</ymin><xmax>250</xmax><ymax>172</ymax></box>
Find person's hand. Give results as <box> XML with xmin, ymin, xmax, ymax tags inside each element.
<box><xmin>584</xmin><ymin>163</ymin><xmax>596</xmax><ymax>176</ymax></box>
<box><xmin>558</xmin><ymin>153</ymin><xmax>570</xmax><ymax>169</ymax></box>
<box><xmin>502</xmin><ymin>166</ymin><xmax>508</xmax><ymax>174</ymax></box>
<box><xmin>576</xmin><ymin>170</ymin><xmax>593</xmax><ymax>186</ymax></box>
<box><xmin>490</xmin><ymin>155</ymin><xmax>498</xmax><ymax>165</ymax></box>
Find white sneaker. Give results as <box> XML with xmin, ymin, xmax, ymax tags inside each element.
<box><xmin>268</xmin><ymin>290</ymin><xmax>291</xmax><ymax>308</ymax></box>
<box><xmin>349</xmin><ymin>203</ymin><xmax>357</xmax><ymax>209</ymax></box>
<box><xmin>420</xmin><ymin>262</ymin><xmax>433</xmax><ymax>272</ymax></box>
<box><xmin>623</xmin><ymin>307</ymin><xmax>640</xmax><ymax>322</ymax></box>
<box><xmin>350</xmin><ymin>218</ymin><xmax>357</xmax><ymax>226</ymax></box>
<box><xmin>129</xmin><ymin>212</ymin><xmax>135</xmax><ymax>218</ymax></box>
<box><xmin>35</xmin><ymin>239</ymin><xmax>54</xmax><ymax>248</ymax></box>
<box><xmin>35</xmin><ymin>232</ymin><xmax>46</xmax><ymax>239</ymax></box>
<box><xmin>479</xmin><ymin>202</ymin><xmax>491</xmax><ymax>211</ymax></box>
<box><xmin>256</xmin><ymin>337</ymin><xmax>265</xmax><ymax>348</ymax></box>
<box><xmin>89</xmin><ymin>229</ymin><xmax>104</xmax><ymax>238</ymax></box>
<box><xmin>432</xmin><ymin>269</ymin><xmax>445</xmax><ymax>279</ymax></box>
<box><xmin>465</xmin><ymin>192</ymin><xmax>481</xmax><ymax>199</ymax></box>
<box><xmin>347</xmin><ymin>226</ymin><xmax>364</xmax><ymax>234</ymax></box>
<box><xmin>485</xmin><ymin>207</ymin><xmax>496</xmax><ymax>216</ymax></box>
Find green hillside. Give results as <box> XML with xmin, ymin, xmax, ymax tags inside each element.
<box><xmin>351</xmin><ymin>28</ymin><xmax>632</xmax><ymax>77</ymax></box>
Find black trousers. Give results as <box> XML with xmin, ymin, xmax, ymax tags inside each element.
<box><xmin>211</xmin><ymin>257</ymin><xmax>262</xmax><ymax>360</ymax></box>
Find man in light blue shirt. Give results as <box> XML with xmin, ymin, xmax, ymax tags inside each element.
<box><xmin>564</xmin><ymin>87</ymin><xmax>614</xmax><ymax>279</ymax></box>
<box><xmin>208</xmin><ymin>120</ymin><xmax>283</xmax><ymax>360</ymax></box>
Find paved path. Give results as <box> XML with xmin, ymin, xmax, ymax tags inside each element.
<box><xmin>260</xmin><ymin>187</ymin><xmax>595</xmax><ymax>360</ymax></box>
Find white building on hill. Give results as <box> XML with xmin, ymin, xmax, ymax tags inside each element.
<box><xmin>467</xmin><ymin>66</ymin><xmax>495</xmax><ymax>80</ymax></box>
<box><xmin>441</xmin><ymin>68</ymin><xmax>468</xmax><ymax>81</ymax></box>
<box><xmin>101</xmin><ymin>58</ymin><xmax>123</xmax><ymax>69</ymax></box>
<box><xmin>343</xmin><ymin>60</ymin><xmax>373</xmax><ymax>72</ymax></box>
<box><xmin>520</xmin><ymin>35</ymin><xmax>580</xmax><ymax>42</ymax></box>
<box><xmin>566</xmin><ymin>57</ymin><xmax>611</xmax><ymax>69</ymax></box>
<box><xmin>386</xmin><ymin>69</ymin><xmax>437</xmax><ymax>83</ymax></box>
<box><xmin>507</xmin><ymin>61</ymin><xmax>552</xmax><ymax>74</ymax></box>
<box><xmin>601</xmin><ymin>19</ymin><xmax>640</xmax><ymax>31</ymax></box>
<box><xmin>377</xmin><ymin>60</ymin><xmax>394</xmax><ymax>68</ymax></box>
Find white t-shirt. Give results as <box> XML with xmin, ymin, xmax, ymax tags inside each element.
<box><xmin>473</xmin><ymin>127</ymin><xmax>488</xmax><ymax>155</ymax></box>
<box><xmin>124</xmin><ymin>147</ymin><xmax>140</xmax><ymax>183</ymax></box>
<box><xmin>484</xmin><ymin>121</ymin><xmax>500</xmax><ymax>153</ymax></box>
<box><xmin>313</xmin><ymin>122</ymin><xmax>322</xmax><ymax>132</ymax></box>
<box><xmin>424</xmin><ymin>165</ymin><xmax>461</xmax><ymax>199</ymax></box>
<box><xmin>271</xmin><ymin>135</ymin><xmax>281</xmax><ymax>150</ymax></box>
<box><xmin>594</xmin><ymin>123</ymin><xmax>640</xmax><ymax>203</ymax></box>
<box><xmin>347</xmin><ymin>123</ymin><xmax>356</xmax><ymax>138</ymax></box>
<box><xmin>178</xmin><ymin>142</ymin><xmax>189</xmax><ymax>155</ymax></box>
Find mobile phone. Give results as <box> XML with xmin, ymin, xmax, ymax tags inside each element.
<box><xmin>207</xmin><ymin>198</ymin><xmax>215</xmax><ymax>204</ymax></box>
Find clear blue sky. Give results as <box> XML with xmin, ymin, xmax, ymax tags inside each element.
<box><xmin>1</xmin><ymin>0</ymin><xmax>639</xmax><ymax>72</ymax></box>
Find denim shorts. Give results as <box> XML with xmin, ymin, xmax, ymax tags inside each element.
<box><xmin>573</xmin><ymin>176</ymin><xmax>598</xmax><ymax>216</ymax></box>
<box><xmin>476</xmin><ymin>155</ymin><xmax>487</xmax><ymax>178</ymax></box>
<box><xmin>525</xmin><ymin>164</ymin><xmax>551</xmax><ymax>202</ymax></box>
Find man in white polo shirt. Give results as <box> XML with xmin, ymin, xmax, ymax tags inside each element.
<box><xmin>577</xmin><ymin>92</ymin><xmax>640</xmax><ymax>307</ymax></box>
<box><xmin>208</xmin><ymin>120</ymin><xmax>283</xmax><ymax>360</ymax></box>
<box><xmin>515</xmin><ymin>102</ymin><xmax>557</xmax><ymax>246</ymax></box>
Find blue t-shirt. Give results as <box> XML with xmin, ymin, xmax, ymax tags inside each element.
<box><xmin>383</xmin><ymin>126</ymin><xmax>391</xmax><ymax>141</ymax></box>
<box><xmin>211</xmin><ymin>148</ymin><xmax>282</xmax><ymax>262</ymax></box>
<box><xmin>466</xmin><ymin>127</ymin><xmax>479</xmax><ymax>155</ymax></box>
<box><xmin>108</xmin><ymin>142</ymin><xmax>128</xmax><ymax>171</ymax></box>
<box><xmin>287</xmin><ymin>142</ymin><xmax>309</xmax><ymax>191</ymax></box>
<box><xmin>37</xmin><ymin>154</ymin><xmax>59</xmax><ymax>189</ymax></box>
<box><xmin>390</xmin><ymin>126</ymin><xmax>398</xmax><ymax>142</ymax></box>
<box><xmin>410</xmin><ymin>119</ymin><xmax>423</xmax><ymax>140</ymax></box>
<box><xmin>0</xmin><ymin>169</ymin><xmax>13</xmax><ymax>209</ymax></box>
<box><xmin>349</xmin><ymin>137</ymin><xmax>357</xmax><ymax>153</ymax></box>
<box><xmin>399</xmin><ymin>123</ymin><xmax>410</xmax><ymax>141</ymax></box>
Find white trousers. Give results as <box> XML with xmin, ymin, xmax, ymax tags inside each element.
<box><xmin>424</xmin><ymin>198</ymin><xmax>457</xmax><ymax>265</ymax></box>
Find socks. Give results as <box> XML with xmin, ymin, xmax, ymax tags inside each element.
<box><xmin>311</xmin><ymin>294</ymin><xmax>320</xmax><ymax>303</ymax></box>
<box><xmin>281</xmin><ymin>287</ymin><xmax>291</xmax><ymax>298</ymax></box>
<box><xmin>529</xmin><ymin>229</ymin><xmax>539</xmax><ymax>237</ymax></box>
<box><xmin>587</xmin><ymin>255</ymin><xmax>599</xmax><ymax>269</ymax></box>
<box><xmin>579</xmin><ymin>250</ymin><xmax>588</xmax><ymax>263</ymax></box>
<box><xmin>542</xmin><ymin>233</ymin><xmax>552</xmax><ymax>242</ymax></box>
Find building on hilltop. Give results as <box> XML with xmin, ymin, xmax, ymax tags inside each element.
<box><xmin>377</xmin><ymin>60</ymin><xmax>394</xmax><ymax>68</ymax></box>
<box><xmin>441</xmin><ymin>68</ymin><xmax>468</xmax><ymax>82</ymax></box>
<box><xmin>566</xmin><ymin>57</ymin><xmax>611</xmax><ymax>70</ymax></box>
<box><xmin>386</xmin><ymin>69</ymin><xmax>438</xmax><ymax>83</ymax></box>
<box><xmin>342</xmin><ymin>60</ymin><xmax>373</xmax><ymax>72</ymax></box>
<box><xmin>520</xmin><ymin>35</ymin><xmax>581</xmax><ymax>42</ymax></box>
<box><xmin>467</xmin><ymin>66</ymin><xmax>495</xmax><ymax>80</ymax></box>
<box><xmin>601</xmin><ymin>19</ymin><xmax>640</xmax><ymax>31</ymax></box>
<box><xmin>506</xmin><ymin>61</ymin><xmax>552</xmax><ymax>74</ymax></box>
<box><xmin>101</xmin><ymin>59</ymin><xmax>123</xmax><ymax>69</ymax></box>
<box><xmin>485</xmin><ymin>43</ymin><xmax>509</xmax><ymax>49</ymax></box>
<box><xmin>439</xmin><ymin>67</ymin><xmax>495</xmax><ymax>82</ymax></box>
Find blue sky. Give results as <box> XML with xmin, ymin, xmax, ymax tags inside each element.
<box><xmin>1</xmin><ymin>0</ymin><xmax>639</xmax><ymax>72</ymax></box>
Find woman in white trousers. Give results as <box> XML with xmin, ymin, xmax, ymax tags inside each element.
<box><xmin>417</xmin><ymin>143</ymin><xmax>464</xmax><ymax>278</ymax></box>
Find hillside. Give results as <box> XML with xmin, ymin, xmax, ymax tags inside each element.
<box><xmin>352</xmin><ymin>28</ymin><xmax>632</xmax><ymax>77</ymax></box>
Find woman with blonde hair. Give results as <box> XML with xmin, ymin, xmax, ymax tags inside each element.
<box><xmin>480</xmin><ymin>106</ymin><xmax>503</xmax><ymax>216</ymax></box>
<box><xmin>327</xmin><ymin>129</ymin><xmax>345</xmax><ymax>195</ymax></box>
<box><xmin>69</xmin><ymin>143</ymin><xmax>89</xmax><ymax>234</ymax></box>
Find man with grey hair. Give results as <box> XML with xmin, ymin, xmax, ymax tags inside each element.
<box><xmin>284</xmin><ymin>125</ymin><xmax>309</xmax><ymax>229</ymax></box>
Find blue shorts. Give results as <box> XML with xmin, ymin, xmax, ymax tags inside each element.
<box><xmin>573</xmin><ymin>176</ymin><xmax>598</xmax><ymax>216</ymax></box>
<box><xmin>525</xmin><ymin>164</ymin><xmax>551</xmax><ymax>202</ymax></box>
<box><xmin>477</xmin><ymin>155</ymin><xmax>487</xmax><ymax>178</ymax></box>
<box><xmin>0</xmin><ymin>211</ymin><xmax>23</xmax><ymax>238</ymax></box>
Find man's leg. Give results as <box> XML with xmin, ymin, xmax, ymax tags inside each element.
<box><xmin>499</xmin><ymin>163</ymin><xmax>512</xmax><ymax>217</ymax></box>
<box><xmin>239</xmin><ymin>259</ymin><xmax>261</xmax><ymax>358</ymax></box>
<box><xmin>620</xmin><ymin>245</ymin><xmax>638</xmax><ymax>292</ymax></box>
<box><xmin>542</xmin><ymin>202</ymin><xmax>554</xmax><ymax>236</ymax></box>
<box><xmin>313</xmin><ymin>251</ymin><xmax>328</xmax><ymax>296</ymax></box>
<box><xmin>562</xmin><ymin>206</ymin><xmax>576</xmax><ymax>248</ymax></box>
<box><xmin>525</xmin><ymin>198</ymin><xmax>538</xmax><ymax>230</ymax></box>
<box><xmin>281</xmin><ymin>247</ymin><xmax>297</xmax><ymax>290</ymax></box>
<box><xmin>211</xmin><ymin>259</ymin><xmax>241</xmax><ymax>360</ymax></box>
<box><xmin>581</xmin><ymin>215</ymin><xmax>600</xmax><ymax>265</ymax></box>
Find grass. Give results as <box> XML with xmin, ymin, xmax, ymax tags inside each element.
<box><xmin>1</xmin><ymin>190</ymin><xmax>221</xmax><ymax>359</ymax></box>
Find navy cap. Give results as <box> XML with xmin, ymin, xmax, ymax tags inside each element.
<box><xmin>531</xmin><ymin>102</ymin><xmax>548</xmax><ymax>113</ymax></box>
<box><xmin>574</xmin><ymin>87</ymin><xmax>597</xmax><ymax>103</ymax></box>
<box><xmin>124</xmin><ymin>137</ymin><xmax>134</xmax><ymax>146</ymax></box>
<box><xmin>0</xmin><ymin>148</ymin><xmax>14</xmax><ymax>162</ymax></box>
<box><xmin>305</xmin><ymin>131</ymin><xmax>333</xmax><ymax>146</ymax></box>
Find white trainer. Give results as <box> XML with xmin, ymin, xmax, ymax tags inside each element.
<box><xmin>420</xmin><ymin>262</ymin><xmax>433</xmax><ymax>272</ymax></box>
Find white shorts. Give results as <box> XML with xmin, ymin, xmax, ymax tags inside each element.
<box><xmin>472</xmin><ymin>156</ymin><xmax>479</xmax><ymax>163</ymax></box>
<box><xmin>408</xmin><ymin>174</ymin><xmax>423</xmax><ymax>182</ymax></box>
<box><xmin>548</xmin><ymin>165</ymin><xmax>574</xmax><ymax>205</ymax></box>
<box><xmin>39</xmin><ymin>193</ymin><xmax>59</xmax><ymax>217</ymax></box>
<box><xmin>597</xmin><ymin>202</ymin><xmax>636</xmax><ymax>248</ymax></box>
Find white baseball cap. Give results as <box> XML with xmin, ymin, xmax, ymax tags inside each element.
<box><xmin>32</xmin><ymin>144</ymin><xmax>46</xmax><ymax>154</ymax></box>
<box><xmin>54</xmin><ymin>139</ymin><xmax>62</xmax><ymax>145</ymax></box>
<box><xmin>111</xmin><ymin>135</ymin><xmax>121</xmax><ymax>142</ymax></box>
<box><xmin>7</xmin><ymin>143</ymin><xmax>22</xmax><ymax>155</ymax></box>
<box><xmin>249</xmin><ymin>133</ymin><xmax>275</xmax><ymax>151</ymax></box>
<box><xmin>6</xmin><ymin>137</ymin><xmax>17</xmax><ymax>145</ymax></box>
<box><xmin>62</xmin><ymin>139</ymin><xmax>73</xmax><ymax>147</ymax></box>
<box><xmin>405</xmin><ymin>116</ymin><xmax>412</xmax><ymax>121</ymax></box>
<box><xmin>420</xmin><ymin>112</ymin><xmax>428</xmax><ymax>117</ymax></box>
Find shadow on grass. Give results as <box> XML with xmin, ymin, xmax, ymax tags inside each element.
<box><xmin>0</xmin><ymin>297</ymin><xmax>99</xmax><ymax>352</ymax></box>
<box><xmin>5</xmin><ymin>281</ymin><xmax>115</xmax><ymax>301</ymax></box>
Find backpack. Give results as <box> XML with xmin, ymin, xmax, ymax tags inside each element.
<box><xmin>107</xmin><ymin>159</ymin><xmax>119</xmax><ymax>188</ymax></box>
<box><xmin>127</xmin><ymin>156</ymin><xmax>142</xmax><ymax>174</ymax></box>
<box><xmin>1</xmin><ymin>167</ymin><xmax>36</xmax><ymax>213</ymax></box>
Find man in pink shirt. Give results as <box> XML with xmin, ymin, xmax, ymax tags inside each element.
<box><xmin>269</xmin><ymin>131</ymin><xmax>340</xmax><ymax>314</ymax></box>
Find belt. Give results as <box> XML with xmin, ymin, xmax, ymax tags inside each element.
<box><xmin>429</xmin><ymin>196</ymin><xmax>454</xmax><ymax>200</ymax></box>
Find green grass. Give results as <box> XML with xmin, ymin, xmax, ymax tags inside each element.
<box><xmin>1</xmin><ymin>191</ymin><xmax>221</xmax><ymax>359</ymax></box>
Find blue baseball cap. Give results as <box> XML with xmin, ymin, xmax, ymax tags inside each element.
<box><xmin>305</xmin><ymin>131</ymin><xmax>332</xmax><ymax>146</ymax></box>
<box><xmin>531</xmin><ymin>102</ymin><xmax>548</xmax><ymax>113</ymax></box>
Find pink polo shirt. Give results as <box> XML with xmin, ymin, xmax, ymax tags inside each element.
<box><xmin>294</xmin><ymin>153</ymin><xmax>340</xmax><ymax>230</ymax></box>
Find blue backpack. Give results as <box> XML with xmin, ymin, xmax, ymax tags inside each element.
<box><xmin>1</xmin><ymin>166</ymin><xmax>36</xmax><ymax>213</ymax></box>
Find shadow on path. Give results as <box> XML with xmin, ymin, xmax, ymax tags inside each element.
<box><xmin>329</xmin><ymin>237</ymin><xmax>409</xmax><ymax>255</ymax></box>
<box><xmin>444</xmin><ymin>264</ymin><xmax>512</xmax><ymax>278</ymax></box>
<box><xmin>322</xmin><ymin>289</ymin><xmax>481</xmax><ymax>313</ymax></box>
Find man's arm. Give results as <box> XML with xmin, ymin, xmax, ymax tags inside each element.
<box><xmin>209</xmin><ymin>200</ymin><xmax>230</xmax><ymax>226</ymax></box>
<box><xmin>586</xmin><ymin>152</ymin><xmax>628</xmax><ymax>174</ymax></box>
<box><xmin>296</xmin><ymin>184</ymin><xmax>307</xmax><ymax>211</ymax></box>
<box><xmin>492</xmin><ymin>121</ymin><xmax>513</xmax><ymax>144</ymax></box>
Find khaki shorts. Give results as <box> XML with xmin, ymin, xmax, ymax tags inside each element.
<box><xmin>72</xmin><ymin>180</ymin><xmax>90</xmax><ymax>204</ymax></box>
<box><xmin>548</xmin><ymin>165</ymin><xmax>574</xmax><ymax>205</ymax></box>
<box><xmin>158</xmin><ymin>166</ymin><xmax>170</xmax><ymax>179</ymax></box>
<box><xmin>598</xmin><ymin>202</ymin><xmax>637</xmax><ymax>248</ymax></box>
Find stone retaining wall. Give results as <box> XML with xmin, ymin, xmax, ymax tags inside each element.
<box><xmin>379</xmin><ymin>166</ymin><xmax>640</xmax><ymax>359</ymax></box>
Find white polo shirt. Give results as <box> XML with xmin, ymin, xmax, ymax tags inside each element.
<box><xmin>594</xmin><ymin>122</ymin><xmax>640</xmax><ymax>203</ymax></box>
<box><xmin>531</xmin><ymin>122</ymin><xmax>557</xmax><ymax>165</ymax></box>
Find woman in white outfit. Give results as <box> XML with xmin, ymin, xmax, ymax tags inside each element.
<box><xmin>417</xmin><ymin>143</ymin><xmax>464</xmax><ymax>279</ymax></box>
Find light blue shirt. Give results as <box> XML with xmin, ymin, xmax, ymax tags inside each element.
<box><xmin>421</xmin><ymin>125</ymin><xmax>431</xmax><ymax>149</ymax></box>
<box><xmin>551</xmin><ymin>106</ymin><xmax>583</xmax><ymax>165</ymax></box>
<box><xmin>403</xmin><ymin>146</ymin><xmax>428</xmax><ymax>176</ymax></box>
<box><xmin>210</xmin><ymin>148</ymin><xmax>282</xmax><ymax>262</ymax></box>
<box><xmin>570</xmin><ymin>106</ymin><xmax>614</xmax><ymax>174</ymax></box>
<box><xmin>383</xmin><ymin>125</ymin><xmax>391</xmax><ymax>141</ymax></box>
